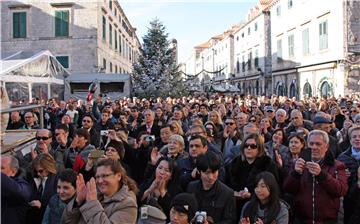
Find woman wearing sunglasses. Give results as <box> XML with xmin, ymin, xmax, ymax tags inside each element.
<box><xmin>27</xmin><ymin>153</ymin><xmax>58</xmax><ymax>224</ymax></box>
<box><xmin>62</xmin><ymin>159</ymin><xmax>138</xmax><ymax>223</ymax></box>
<box><xmin>225</xmin><ymin>133</ymin><xmax>279</xmax><ymax>222</ymax></box>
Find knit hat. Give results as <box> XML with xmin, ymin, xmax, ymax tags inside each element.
<box><xmin>170</xmin><ymin>193</ymin><xmax>198</xmax><ymax>221</ymax></box>
<box><xmin>137</xmin><ymin>205</ymin><xmax>167</xmax><ymax>224</ymax></box>
<box><xmin>105</xmin><ymin>140</ymin><xmax>125</xmax><ymax>160</ymax></box>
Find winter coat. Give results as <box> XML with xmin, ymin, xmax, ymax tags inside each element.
<box><xmin>225</xmin><ymin>155</ymin><xmax>279</xmax><ymax>221</ymax></box>
<box><xmin>26</xmin><ymin>173</ymin><xmax>58</xmax><ymax>224</ymax></box>
<box><xmin>187</xmin><ymin>180</ymin><xmax>236</xmax><ymax>224</ymax></box>
<box><xmin>264</xmin><ymin>141</ymin><xmax>288</xmax><ymax>161</ymax></box>
<box><xmin>1</xmin><ymin>171</ymin><xmax>31</xmax><ymax>224</ymax></box>
<box><xmin>61</xmin><ymin>185</ymin><xmax>137</xmax><ymax>224</ymax></box>
<box><xmin>241</xmin><ymin>200</ymin><xmax>289</xmax><ymax>224</ymax></box>
<box><xmin>42</xmin><ymin>194</ymin><xmax>69</xmax><ymax>224</ymax></box>
<box><xmin>283</xmin><ymin>151</ymin><xmax>348</xmax><ymax>224</ymax></box>
<box><xmin>337</xmin><ymin>147</ymin><xmax>360</xmax><ymax>223</ymax></box>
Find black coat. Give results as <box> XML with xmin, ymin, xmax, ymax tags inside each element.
<box><xmin>26</xmin><ymin>174</ymin><xmax>58</xmax><ymax>224</ymax></box>
<box><xmin>225</xmin><ymin>155</ymin><xmax>279</xmax><ymax>221</ymax></box>
<box><xmin>187</xmin><ymin>180</ymin><xmax>236</xmax><ymax>224</ymax></box>
<box><xmin>1</xmin><ymin>171</ymin><xmax>31</xmax><ymax>224</ymax></box>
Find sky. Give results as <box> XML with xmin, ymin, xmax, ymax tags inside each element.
<box><xmin>121</xmin><ymin>0</ymin><xmax>258</xmax><ymax>63</ymax></box>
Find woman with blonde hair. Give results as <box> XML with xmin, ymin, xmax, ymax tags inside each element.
<box><xmin>27</xmin><ymin>153</ymin><xmax>58</xmax><ymax>224</ymax></box>
<box><xmin>168</xmin><ymin>120</ymin><xmax>184</xmax><ymax>136</ymax></box>
<box><xmin>208</xmin><ymin>110</ymin><xmax>224</xmax><ymax>134</ymax></box>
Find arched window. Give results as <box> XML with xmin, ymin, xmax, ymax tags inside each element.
<box><xmin>303</xmin><ymin>82</ymin><xmax>312</xmax><ymax>97</ymax></box>
<box><xmin>256</xmin><ymin>80</ymin><xmax>259</xmax><ymax>95</ymax></box>
<box><xmin>321</xmin><ymin>81</ymin><xmax>331</xmax><ymax>97</ymax></box>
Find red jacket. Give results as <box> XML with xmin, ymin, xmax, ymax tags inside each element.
<box><xmin>283</xmin><ymin>152</ymin><xmax>348</xmax><ymax>224</ymax></box>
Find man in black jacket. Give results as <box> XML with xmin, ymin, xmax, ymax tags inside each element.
<box><xmin>1</xmin><ymin>155</ymin><xmax>31</xmax><ymax>224</ymax></box>
<box><xmin>187</xmin><ymin>151</ymin><xmax>236</xmax><ymax>224</ymax></box>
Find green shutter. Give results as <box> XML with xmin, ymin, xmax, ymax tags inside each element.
<box><xmin>13</xmin><ymin>13</ymin><xmax>20</xmax><ymax>38</ymax></box>
<box><xmin>62</xmin><ymin>11</ymin><xmax>69</xmax><ymax>36</ymax></box>
<box><xmin>55</xmin><ymin>11</ymin><xmax>69</xmax><ymax>37</ymax></box>
<box><xmin>13</xmin><ymin>12</ymin><xmax>26</xmax><ymax>38</ymax></box>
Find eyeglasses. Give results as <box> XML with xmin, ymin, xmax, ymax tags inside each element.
<box><xmin>82</xmin><ymin>120</ymin><xmax>92</xmax><ymax>123</ymax></box>
<box><xmin>266</xmin><ymin>110</ymin><xmax>274</xmax><ymax>113</ymax></box>
<box><xmin>36</xmin><ymin>136</ymin><xmax>50</xmax><ymax>141</ymax></box>
<box><xmin>244</xmin><ymin>143</ymin><xmax>257</xmax><ymax>149</ymax></box>
<box><xmin>95</xmin><ymin>173</ymin><xmax>115</xmax><ymax>180</ymax></box>
<box><xmin>225</xmin><ymin>122</ymin><xmax>235</xmax><ymax>126</ymax></box>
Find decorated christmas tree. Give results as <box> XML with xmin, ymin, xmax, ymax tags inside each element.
<box><xmin>132</xmin><ymin>18</ymin><xmax>187</xmax><ymax>98</ymax></box>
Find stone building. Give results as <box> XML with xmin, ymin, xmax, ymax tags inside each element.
<box><xmin>1</xmin><ymin>0</ymin><xmax>140</xmax><ymax>98</ymax></box>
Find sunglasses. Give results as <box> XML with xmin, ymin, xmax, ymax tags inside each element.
<box><xmin>249</xmin><ymin>119</ymin><xmax>256</xmax><ymax>122</ymax></box>
<box><xmin>36</xmin><ymin>169</ymin><xmax>44</xmax><ymax>174</ymax></box>
<box><xmin>266</xmin><ymin>110</ymin><xmax>274</xmax><ymax>113</ymax></box>
<box><xmin>225</xmin><ymin>122</ymin><xmax>235</xmax><ymax>125</ymax></box>
<box><xmin>82</xmin><ymin>120</ymin><xmax>92</xmax><ymax>123</ymax></box>
<box><xmin>36</xmin><ymin>136</ymin><xmax>50</xmax><ymax>141</ymax></box>
<box><xmin>244</xmin><ymin>143</ymin><xmax>257</xmax><ymax>149</ymax></box>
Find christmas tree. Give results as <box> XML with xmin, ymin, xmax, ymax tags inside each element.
<box><xmin>132</xmin><ymin>18</ymin><xmax>188</xmax><ymax>98</ymax></box>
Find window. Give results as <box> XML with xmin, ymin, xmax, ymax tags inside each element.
<box><xmin>119</xmin><ymin>34</ymin><xmax>122</xmax><ymax>53</ymax></box>
<box><xmin>255</xmin><ymin>22</ymin><xmax>258</xmax><ymax>31</ymax></box>
<box><xmin>102</xmin><ymin>16</ymin><xmax>106</xmax><ymax>40</ymax></box>
<box><xmin>110</xmin><ymin>62</ymin><xmax>113</xmax><ymax>73</ymax></box>
<box><xmin>248</xmin><ymin>27</ymin><xmax>251</xmax><ymax>35</ymax></box>
<box><xmin>241</xmin><ymin>32</ymin><xmax>244</xmax><ymax>38</ymax></box>
<box><xmin>277</xmin><ymin>39</ymin><xmax>283</xmax><ymax>61</ymax></box>
<box><xmin>114</xmin><ymin>8</ymin><xmax>117</xmax><ymax>16</ymax></box>
<box><xmin>103</xmin><ymin>58</ymin><xmax>106</xmax><ymax>70</ymax></box>
<box><xmin>288</xmin><ymin>34</ymin><xmax>294</xmax><ymax>57</ymax></box>
<box><xmin>242</xmin><ymin>55</ymin><xmax>245</xmax><ymax>72</ymax></box>
<box><xmin>109</xmin><ymin>24</ymin><xmax>112</xmax><ymax>47</ymax></box>
<box><xmin>109</xmin><ymin>0</ymin><xmax>112</xmax><ymax>10</ymax></box>
<box><xmin>236</xmin><ymin>59</ymin><xmax>240</xmax><ymax>73</ymax></box>
<box><xmin>254</xmin><ymin>49</ymin><xmax>259</xmax><ymax>67</ymax></box>
<box><xmin>55</xmin><ymin>10</ymin><xmax>69</xmax><ymax>37</ymax></box>
<box><xmin>302</xmin><ymin>28</ymin><xmax>310</xmax><ymax>55</ymax></box>
<box><xmin>114</xmin><ymin>30</ymin><xmax>118</xmax><ymax>50</ymax></box>
<box><xmin>319</xmin><ymin>20</ymin><xmax>328</xmax><ymax>50</ymax></box>
<box><xmin>56</xmin><ymin>56</ymin><xmax>69</xmax><ymax>68</ymax></box>
<box><xmin>13</xmin><ymin>12</ymin><xmax>26</xmax><ymax>38</ymax></box>
<box><xmin>236</xmin><ymin>36</ymin><xmax>239</xmax><ymax>41</ymax></box>
<box><xmin>247</xmin><ymin>52</ymin><xmax>252</xmax><ymax>70</ymax></box>
<box><xmin>276</xmin><ymin>6</ymin><xmax>281</xmax><ymax>16</ymax></box>
<box><xmin>115</xmin><ymin>65</ymin><xmax>118</xmax><ymax>73</ymax></box>
<box><xmin>288</xmin><ymin>0</ymin><xmax>293</xmax><ymax>9</ymax></box>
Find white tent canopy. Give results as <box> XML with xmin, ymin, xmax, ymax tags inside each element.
<box><xmin>0</xmin><ymin>50</ymin><xmax>69</xmax><ymax>103</ymax></box>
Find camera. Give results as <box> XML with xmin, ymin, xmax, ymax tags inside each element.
<box><xmin>195</xmin><ymin>211</ymin><xmax>207</xmax><ymax>224</ymax></box>
<box><xmin>144</xmin><ymin>135</ymin><xmax>155</xmax><ymax>142</ymax></box>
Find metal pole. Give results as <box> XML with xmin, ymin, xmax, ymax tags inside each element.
<box><xmin>1</xmin><ymin>104</ymin><xmax>45</xmax><ymax>129</ymax></box>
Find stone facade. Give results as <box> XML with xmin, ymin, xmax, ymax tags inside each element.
<box><xmin>1</xmin><ymin>0</ymin><xmax>140</xmax><ymax>76</ymax></box>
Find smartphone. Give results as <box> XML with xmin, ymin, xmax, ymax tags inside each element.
<box><xmin>90</xmin><ymin>150</ymin><xmax>104</xmax><ymax>163</ymax></box>
<box><xmin>100</xmin><ymin>130</ymin><xmax>109</xmax><ymax>136</ymax></box>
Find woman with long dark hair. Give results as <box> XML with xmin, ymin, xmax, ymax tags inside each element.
<box><xmin>225</xmin><ymin>133</ymin><xmax>279</xmax><ymax>221</ymax></box>
<box><xmin>139</xmin><ymin>157</ymin><xmax>181</xmax><ymax>221</ymax></box>
<box><xmin>240</xmin><ymin>171</ymin><xmax>289</xmax><ymax>224</ymax></box>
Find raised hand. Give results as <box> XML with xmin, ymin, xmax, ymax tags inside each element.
<box><xmin>30</xmin><ymin>147</ymin><xmax>38</xmax><ymax>159</ymax></box>
<box><xmin>76</xmin><ymin>174</ymin><xmax>87</xmax><ymax>204</ymax></box>
<box><xmin>275</xmin><ymin>150</ymin><xmax>283</xmax><ymax>168</ymax></box>
<box><xmin>86</xmin><ymin>177</ymin><xmax>97</xmax><ymax>202</ymax></box>
<box><xmin>294</xmin><ymin>158</ymin><xmax>306</xmax><ymax>174</ymax></box>
<box><xmin>240</xmin><ymin>217</ymin><xmax>250</xmax><ymax>224</ymax></box>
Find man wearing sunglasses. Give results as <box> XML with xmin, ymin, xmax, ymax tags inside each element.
<box><xmin>81</xmin><ymin>115</ymin><xmax>100</xmax><ymax>148</ymax></box>
<box><xmin>222</xmin><ymin>117</ymin><xmax>242</xmax><ymax>159</ymax></box>
<box><xmin>21</xmin><ymin>129</ymin><xmax>53</xmax><ymax>169</ymax></box>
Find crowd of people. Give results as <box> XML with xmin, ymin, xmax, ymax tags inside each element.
<box><xmin>2</xmin><ymin>93</ymin><xmax>360</xmax><ymax>224</ymax></box>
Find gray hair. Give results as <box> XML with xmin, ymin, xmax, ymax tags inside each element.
<box><xmin>276</xmin><ymin>108</ymin><xmax>287</xmax><ymax>116</ymax></box>
<box><xmin>169</xmin><ymin>134</ymin><xmax>185</xmax><ymax>149</ymax></box>
<box><xmin>308</xmin><ymin>130</ymin><xmax>329</xmax><ymax>145</ymax></box>
<box><xmin>3</xmin><ymin>155</ymin><xmax>19</xmax><ymax>171</ymax></box>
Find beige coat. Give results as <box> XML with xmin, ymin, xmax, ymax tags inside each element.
<box><xmin>61</xmin><ymin>185</ymin><xmax>137</xmax><ymax>224</ymax></box>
